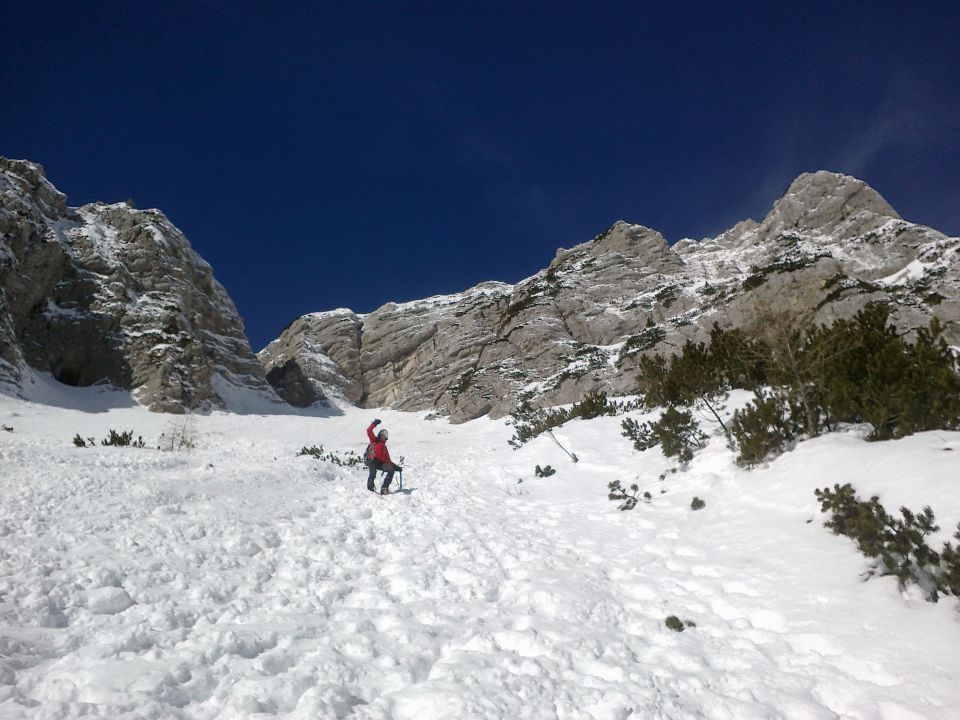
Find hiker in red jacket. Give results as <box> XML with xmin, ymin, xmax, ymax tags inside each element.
<box><xmin>366</xmin><ymin>419</ymin><xmax>402</xmax><ymax>494</ymax></box>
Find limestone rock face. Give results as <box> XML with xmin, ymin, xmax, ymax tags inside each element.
<box><xmin>258</xmin><ymin>310</ymin><xmax>363</xmax><ymax>407</ymax></box>
<box><xmin>265</xmin><ymin>170</ymin><xmax>959</xmax><ymax>422</ymax></box>
<box><xmin>0</xmin><ymin>157</ymin><xmax>279</xmax><ymax>411</ymax></box>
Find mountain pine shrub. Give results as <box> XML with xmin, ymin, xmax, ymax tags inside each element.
<box><xmin>814</xmin><ymin>483</ymin><xmax>960</xmax><ymax>601</ymax></box>
<box><xmin>608</xmin><ymin>480</ymin><xmax>641</xmax><ymax>511</ymax></box>
<box><xmin>297</xmin><ymin>445</ymin><xmax>364</xmax><ymax>467</ymax></box>
<box><xmin>940</xmin><ymin>526</ymin><xmax>960</xmax><ymax>596</ymax></box>
<box><xmin>622</xmin><ymin>407</ymin><xmax>706</xmax><ymax>463</ymax></box>
<box><xmin>636</xmin><ymin>340</ymin><xmax>731</xmax><ymax>438</ymax></box>
<box><xmin>99</xmin><ymin>430</ymin><xmax>145</xmax><ymax>448</ymax></box>
<box><xmin>731</xmin><ymin>390</ymin><xmax>804</xmax><ymax>467</ymax></box>
<box><xmin>664</xmin><ymin>615</ymin><xmax>695</xmax><ymax>632</ymax></box>
<box><xmin>816</xmin><ymin>306</ymin><xmax>960</xmax><ymax>440</ymax></box>
<box><xmin>509</xmin><ymin>390</ymin><xmax>635</xmax><ymax>447</ymax></box>
<box><xmin>535</xmin><ymin>464</ymin><xmax>556</xmax><ymax>477</ymax></box>
<box><xmin>717</xmin><ymin>303</ymin><xmax>959</xmax><ymax>464</ymax></box>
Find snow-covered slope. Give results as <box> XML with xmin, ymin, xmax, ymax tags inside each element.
<box><xmin>2</xmin><ymin>390</ymin><xmax>959</xmax><ymax>718</ymax></box>
<box><xmin>263</xmin><ymin>172</ymin><xmax>960</xmax><ymax>422</ymax></box>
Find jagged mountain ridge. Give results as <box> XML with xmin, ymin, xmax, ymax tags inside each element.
<box><xmin>259</xmin><ymin>171</ymin><xmax>959</xmax><ymax>422</ymax></box>
<box><xmin>0</xmin><ymin>158</ymin><xmax>280</xmax><ymax>411</ymax></box>
<box><xmin>1</xmin><ymin>159</ymin><xmax>956</xmax><ymax>419</ymax></box>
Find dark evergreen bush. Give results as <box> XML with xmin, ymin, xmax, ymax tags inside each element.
<box><xmin>622</xmin><ymin>407</ymin><xmax>706</xmax><ymax>463</ymax></box>
<box><xmin>636</xmin><ymin>340</ymin><xmax>731</xmax><ymax>437</ymax></box>
<box><xmin>608</xmin><ymin>480</ymin><xmax>641</xmax><ymax>511</ymax></box>
<box><xmin>509</xmin><ymin>390</ymin><xmax>636</xmax><ymax>447</ymax></box>
<box><xmin>298</xmin><ymin>445</ymin><xmax>364</xmax><ymax>467</ymax></box>
<box><xmin>664</xmin><ymin>615</ymin><xmax>695</xmax><ymax>631</ymax></box>
<box><xmin>569</xmin><ymin>390</ymin><xmax>621</xmax><ymax>420</ymax></box>
<box><xmin>814</xmin><ymin>483</ymin><xmax>960</xmax><ymax>601</ymax></box>
<box><xmin>731</xmin><ymin>390</ymin><xmax>804</xmax><ymax>467</ymax></box>
<box><xmin>657</xmin><ymin>407</ymin><xmax>706</xmax><ymax>462</ymax></box>
<box><xmin>691</xmin><ymin>497</ymin><xmax>705</xmax><ymax>511</ymax></box>
<box><xmin>620</xmin><ymin>417</ymin><xmax>658</xmax><ymax>452</ymax></box>
<box><xmin>708</xmin><ymin>324</ymin><xmax>768</xmax><ymax>389</ymax></box>
<box><xmin>535</xmin><ymin>464</ymin><xmax>556</xmax><ymax>477</ymax></box>
<box><xmin>940</xmin><ymin>525</ymin><xmax>960</xmax><ymax>596</ymax></box>
<box><xmin>99</xmin><ymin>430</ymin><xmax>145</xmax><ymax>448</ymax></box>
<box><xmin>817</xmin><ymin>306</ymin><xmax>960</xmax><ymax>440</ymax></box>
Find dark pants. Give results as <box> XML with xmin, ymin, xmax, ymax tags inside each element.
<box><xmin>367</xmin><ymin>460</ymin><xmax>396</xmax><ymax>493</ymax></box>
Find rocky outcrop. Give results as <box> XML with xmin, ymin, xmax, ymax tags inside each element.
<box><xmin>258</xmin><ymin>309</ymin><xmax>363</xmax><ymax>407</ymax></box>
<box><xmin>0</xmin><ymin>158</ymin><xmax>280</xmax><ymax>411</ymax></box>
<box><xmin>4</xmin><ymin>160</ymin><xmax>954</xmax><ymax>420</ymax></box>
<box><xmin>262</xmin><ymin>171</ymin><xmax>960</xmax><ymax>422</ymax></box>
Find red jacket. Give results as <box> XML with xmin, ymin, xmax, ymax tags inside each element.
<box><xmin>367</xmin><ymin>423</ymin><xmax>393</xmax><ymax>464</ymax></box>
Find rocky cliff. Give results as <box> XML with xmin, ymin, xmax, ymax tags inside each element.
<box><xmin>260</xmin><ymin>171</ymin><xmax>959</xmax><ymax>422</ymax></box>
<box><xmin>0</xmin><ymin>158</ymin><xmax>280</xmax><ymax>411</ymax></box>
<box><xmin>3</xmin><ymin>160</ymin><xmax>955</xmax><ymax>420</ymax></box>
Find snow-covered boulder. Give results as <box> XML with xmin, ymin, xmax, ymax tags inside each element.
<box><xmin>85</xmin><ymin>587</ymin><xmax>134</xmax><ymax>615</ymax></box>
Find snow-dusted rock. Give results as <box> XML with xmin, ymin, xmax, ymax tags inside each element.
<box><xmin>3</xmin><ymin>159</ymin><xmax>956</xmax><ymax>421</ymax></box>
<box><xmin>267</xmin><ymin>171</ymin><xmax>959</xmax><ymax>421</ymax></box>
<box><xmin>258</xmin><ymin>309</ymin><xmax>364</xmax><ymax>407</ymax></box>
<box><xmin>0</xmin><ymin>157</ymin><xmax>281</xmax><ymax>412</ymax></box>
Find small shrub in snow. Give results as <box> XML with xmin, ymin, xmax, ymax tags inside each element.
<box><xmin>731</xmin><ymin>390</ymin><xmax>803</xmax><ymax>467</ymax></box>
<box><xmin>608</xmin><ymin>480</ymin><xmax>643</xmax><ymax>511</ymax></box>
<box><xmin>940</xmin><ymin>527</ymin><xmax>960</xmax><ymax>597</ymax></box>
<box><xmin>297</xmin><ymin>445</ymin><xmax>364</xmax><ymax>467</ymax></box>
<box><xmin>158</xmin><ymin>415</ymin><xmax>197</xmax><ymax>451</ymax></box>
<box><xmin>509</xmin><ymin>406</ymin><xmax>570</xmax><ymax>447</ymax></box>
<box><xmin>534</xmin><ymin>464</ymin><xmax>556</xmax><ymax>478</ymax></box>
<box><xmin>815</xmin><ymin>308</ymin><xmax>960</xmax><ymax>441</ymax></box>
<box><xmin>101</xmin><ymin>429</ymin><xmax>145</xmax><ymax>448</ymax></box>
<box><xmin>1</xmin><ymin>424</ymin><xmax>13</xmax><ymax>432</ymax></box>
<box><xmin>691</xmin><ymin>497</ymin><xmax>705</xmax><ymax>511</ymax></box>
<box><xmin>509</xmin><ymin>390</ymin><xmax>637</xmax><ymax>447</ymax></box>
<box><xmin>636</xmin><ymin>340</ymin><xmax>731</xmax><ymax>438</ymax></box>
<box><xmin>569</xmin><ymin>391</ymin><xmax>625</xmax><ymax>421</ymax></box>
<box><xmin>815</xmin><ymin>483</ymin><xmax>960</xmax><ymax>602</ymax></box>
<box><xmin>664</xmin><ymin>615</ymin><xmax>695</xmax><ymax>632</ymax></box>
<box><xmin>621</xmin><ymin>407</ymin><xmax>706</xmax><ymax>463</ymax></box>
<box><xmin>620</xmin><ymin>417</ymin><xmax>658</xmax><ymax>452</ymax></box>
<box><xmin>78</xmin><ymin>430</ymin><xmax>144</xmax><ymax>448</ymax></box>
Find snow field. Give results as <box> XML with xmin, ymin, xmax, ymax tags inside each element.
<box><xmin>1</xmin><ymin>388</ymin><xmax>959</xmax><ymax>719</ymax></box>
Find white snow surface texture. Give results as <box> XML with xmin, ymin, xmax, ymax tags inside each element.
<box><xmin>1</xmin><ymin>385</ymin><xmax>959</xmax><ymax>719</ymax></box>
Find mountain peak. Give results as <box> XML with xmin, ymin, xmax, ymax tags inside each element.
<box><xmin>761</xmin><ymin>171</ymin><xmax>901</xmax><ymax>238</ymax></box>
<box><xmin>0</xmin><ymin>156</ymin><xmax>68</xmax><ymax>217</ymax></box>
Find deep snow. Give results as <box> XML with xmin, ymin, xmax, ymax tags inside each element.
<box><xmin>1</xmin><ymin>384</ymin><xmax>959</xmax><ymax>719</ymax></box>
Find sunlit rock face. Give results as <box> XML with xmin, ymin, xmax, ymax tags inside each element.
<box><xmin>264</xmin><ymin>171</ymin><xmax>959</xmax><ymax>422</ymax></box>
<box><xmin>0</xmin><ymin>157</ymin><xmax>279</xmax><ymax>411</ymax></box>
<box><xmin>3</xmin><ymin>159</ymin><xmax>954</xmax><ymax>419</ymax></box>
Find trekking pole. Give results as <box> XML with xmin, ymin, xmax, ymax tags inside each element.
<box><xmin>398</xmin><ymin>468</ymin><xmax>403</xmax><ymax>492</ymax></box>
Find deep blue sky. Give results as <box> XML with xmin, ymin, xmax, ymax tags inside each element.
<box><xmin>3</xmin><ymin>1</ymin><xmax>959</xmax><ymax>350</ymax></box>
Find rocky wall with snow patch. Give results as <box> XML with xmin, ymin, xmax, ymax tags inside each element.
<box><xmin>265</xmin><ymin>171</ymin><xmax>960</xmax><ymax>422</ymax></box>
<box><xmin>0</xmin><ymin>157</ymin><xmax>280</xmax><ymax>412</ymax></box>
